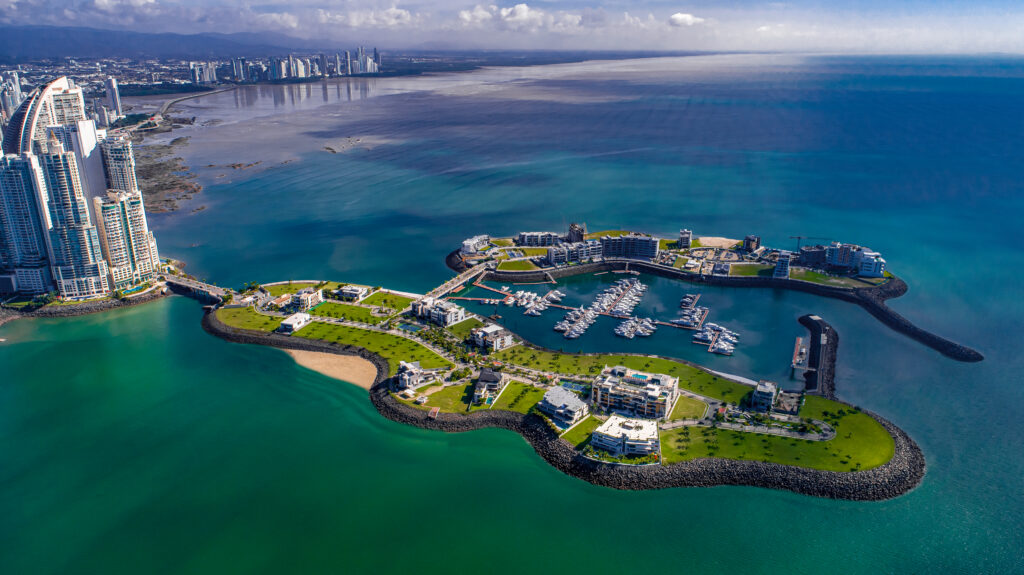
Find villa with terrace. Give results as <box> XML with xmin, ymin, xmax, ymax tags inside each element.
<box><xmin>592</xmin><ymin>365</ymin><xmax>679</xmax><ymax>420</ymax></box>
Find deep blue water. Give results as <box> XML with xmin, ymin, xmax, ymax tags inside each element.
<box><xmin>5</xmin><ymin>54</ymin><xmax>1024</xmax><ymax>572</ymax></box>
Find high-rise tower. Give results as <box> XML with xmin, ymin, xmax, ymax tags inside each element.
<box><xmin>104</xmin><ymin>77</ymin><xmax>123</xmax><ymax>117</ymax></box>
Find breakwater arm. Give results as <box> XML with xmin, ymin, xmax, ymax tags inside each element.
<box><xmin>461</xmin><ymin>257</ymin><xmax>982</xmax><ymax>363</ymax></box>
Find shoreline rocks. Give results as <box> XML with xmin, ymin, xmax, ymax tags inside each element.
<box><xmin>199</xmin><ymin>304</ymin><xmax>925</xmax><ymax>501</ymax></box>
<box><xmin>0</xmin><ymin>288</ymin><xmax>169</xmax><ymax>328</ymax></box>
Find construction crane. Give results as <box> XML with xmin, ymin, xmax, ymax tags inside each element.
<box><xmin>789</xmin><ymin>236</ymin><xmax>832</xmax><ymax>251</ymax></box>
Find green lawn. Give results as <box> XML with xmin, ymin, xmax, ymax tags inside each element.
<box><xmin>560</xmin><ymin>416</ymin><xmax>602</xmax><ymax>448</ymax></box>
<box><xmin>312</xmin><ymin>301</ymin><xmax>385</xmax><ymax>324</ymax></box>
<box><xmin>424</xmin><ymin>383</ymin><xmax>490</xmax><ymax>413</ymax></box>
<box><xmin>672</xmin><ymin>256</ymin><xmax>689</xmax><ymax>269</ymax></box>
<box><xmin>492</xmin><ymin>347</ymin><xmax>750</xmax><ymax>402</ymax></box>
<box><xmin>658</xmin><ymin>238</ymin><xmax>676</xmax><ymax>250</ymax></box>
<box><xmin>491</xmin><ymin>238</ymin><xmax>514</xmax><ymax>247</ymax></box>
<box><xmin>295</xmin><ymin>322</ymin><xmax>451</xmax><ymax>375</ymax></box>
<box><xmin>448</xmin><ymin>317</ymin><xmax>485</xmax><ymax>340</ymax></box>
<box><xmin>361</xmin><ymin>291</ymin><xmax>415</xmax><ymax>311</ymax></box>
<box><xmin>497</xmin><ymin>259</ymin><xmax>540</xmax><ymax>271</ymax></box>
<box><xmin>660</xmin><ymin>396</ymin><xmax>895</xmax><ymax>471</ymax></box>
<box><xmin>670</xmin><ymin>395</ymin><xmax>708</xmax><ymax>420</ymax></box>
<box><xmin>216</xmin><ymin>306</ymin><xmax>282</xmax><ymax>332</ymax></box>
<box><xmin>491</xmin><ymin>381</ymin><xmax>546</xmax><ymax>414</ymax></box>
<box><xmin>2</xmin><ymin>297</ymin><xmax>36</xmax><ymax>309</ymax></box>
<box><xmin>730</xmin><ymin>264</ymin><xmax>774</xmax><ymax>277</ymax></box>
<box><xmin>789</xmin><ymin>268</ymin><xmax>875</xmax><ymax>289</ymax></box>
<box><xmin>517</xmin><ymin>247</ymin><xmax>549</xmax><ymax>257</ymax></box>
<box><xmin>262</xmin><ymin>281</ymin><xmax>346</xmax><ymax>297</ymax></box>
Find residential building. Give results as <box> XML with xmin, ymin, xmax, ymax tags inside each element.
<box><xmin>824</xmin><ymin>242</ymin><xmax>887</xmax><ymax>277</ymax></box>
<box><xmin>411</xmin><ymin>296</ymin><xmax>466</xmax><ymax>326</ymax></box>
<box><xmin>857</xmin><ymin>251</ymin><xmax>886</xmax><ymax>278</ymax></box>
<box><xmin>546</xmin><ymin>240</ymin><xmax>602</xmax><ymax>265</ymax></box>
<box><xmin>679</xmin><ymin>229</ymin><xmax>692</xmax><ymax>248</ymax></box>
<box><xmin>396</xmin><ymin>360</ymin><xmax>431</xmax><ymax>390</ymax></box>
<box><xmin>751</xmin><ymin>380</ymin><xmax>778</xmax><ymax>412</ymax></box>
<box><xmin>743</xmin><ymin>235</ymin><xmax>761</xmax><ymax>252</ymax></box>
<box><xmin>473</xmin><ymin>368</ymin><xmax>506</xmax><ymax>404</ymax></box>
<box><xmin>269</xmin><ymin>294</ymin><xmax>291</xmax><ymax>308</ymax></box>
<box><xmin>592</xmin><ymin>365</ymin><xmax>679</xmax><ymax>420</ymax></box>
<box><xmin>590</xmin><ymin>415</ymin><xmax>660</xmax><ymax>456</ymax></box>
<box><xmin>797</xmin><ymin>245</ymin><xmax>827</xmax><ymax>267</ymax></box>
<box><xmin>537</xmin><ymin>386</ymin><xmax>589</xmax><ymax>427</ymax></box>
<box><xmin>93</xmin><ymin>190</ymin><xmax>157</xmax><ymax>290</ymax></box>
<box><xmin>278</xmin><ymin>312</ymin><xmax>312</xmax><ymax>334</ymax></box>
<box><xmin>100</xmin><ymin>136</ymin><xmax>139</xmax><ymax>194</ymax></box>
<box><xmin>516</xmin><ymin>231</ymin><xmax>561</xmax><ymax>247</ymax></box>
<box><xmin>567</xmin><ymin>222</ymin><xmax>587</xmax><ymax>243</ymax></box>
<box><xmin>774</xmin><ymin>251</ymin><xmax>791</xmax><ymax>278</ymax></box>
<box><xmin>336</xmin><ymin>285</ymin><xmax>368</xmax><ymax>301</ymax></box>
<box><xmin>470</xmin><ymin>323</ymin><xmax>515</xmax><ymax>351</ymax></box>
<box><xmin>292</xmin><ymin>288</ymin><xmax>324</xmax><ymax>311</ymax></box>
<box><xmin>104</xmin><ymin>77</ymin><xmax>123</xmax><ymax>117</ymax></box>
<box><xmin>461</xmin><ymin>234</ymin><xmax>490</xmax><ymax>255</ymax></box>
<box><xmin>599</xmin><ymin>233</ymin><xmax>660</xmax><ymax>261</ymax></box>
<box><xmin>0</xmin><ymin>154</ymin><xmax>52</xmax><ymax>294</ymax></box>
<box><xmin>825</xmin><ymin>242</ymin><xmax>859</xmax><ymax>269</ymax></box>
<box><xmin>46</xmin><ymin>120</ymin><xmax>108</xmax><ymax>204</ymax></box>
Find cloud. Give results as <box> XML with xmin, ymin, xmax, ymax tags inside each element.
<box><xmin>458</xmin><ymin>5</ymin><xmax>494</xmax><ymax>25</ymax></box>
<box><xmin>668</xmin><ymin>12</ymin><xmax>704</xmax><ymax>27</ymax></box>
<box><xmin>456</xmin><ymin>3</ymin><xmax>581</xmax><ymax>33</ymax></box>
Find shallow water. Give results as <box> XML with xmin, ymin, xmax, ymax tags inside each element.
<box><xmin>4</xmin><ymin>54</ymin><xmax>1024</xmax><ymax>572</ymax></box>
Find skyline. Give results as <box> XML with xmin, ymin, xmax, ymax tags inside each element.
<box><xmin>0</xmin><ymin>1</ymin><xmax>1023</xmax><ymax>54</ymax></box>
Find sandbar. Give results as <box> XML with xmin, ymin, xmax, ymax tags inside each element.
<box><xmin>697</xmin><ymin>236</ymin><xmax>740</xmax><ymax>248</ymax></box>
<box><xmin>285</xmin><ymin>350</ymin><xmax>377</xmax><ymax>390</ymax></box>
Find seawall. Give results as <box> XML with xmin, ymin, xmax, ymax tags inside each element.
<box><xmin>0</xmin><ymin>287</ymin><xmax>170</xmax><ymax>328</ymax></box>
<box><xmin>200</xmin><ymin>305</ymin><xmax>925</xmax><ymax>500</ymax></box>
<box><xmin>460</xmin><ymin>257</ymin><xmax>982</xmax><ymax>363</ymax></box>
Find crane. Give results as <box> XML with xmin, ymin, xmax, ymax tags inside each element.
<box><xmin>789</xmin><ymin>236</ymin><xmax>832</xmax><ymax>251</ymax></box>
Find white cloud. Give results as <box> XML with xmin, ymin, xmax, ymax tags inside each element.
<box><xmin>669</xmin><ymin>12</ymin><xmax>704</xmax><ymax>27</ymax></box>
<box><xmin>458</xmin><ymin>5</ymin><xmax>494</xmax><ymax>25</ymax></box>
<box><xmin>455</xmin><ymin>3</ymin><xmax>582</xmax><ymax>33</ymax></box>
<box><xmin>316</xmin><ymin>6</ymin><xmax>415</xmax><ymax>28</ymax></box>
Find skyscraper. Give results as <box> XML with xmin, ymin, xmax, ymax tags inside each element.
<box><xmin>0</xmin><ymin>154</ymin><xmax>52</xmax><ymax>294</ymax></box>
<box><xmin>37</xmin><ymin>143</ymin><xmax>109</xmax><ymax>298</ymax></box>
<box><xmin>93</xmin><ymin>190</ymin><xmax>158</xmax><ymax>290</ymax></box>
<box><xmin>100</xmin><ymin>136</ymin><xmax>138</xmax><ymax>193</ymax></box>
<box><xmin>104</xmin><ymin>77</ymin><xmax>123</xmax><ymax>117</ymax></box>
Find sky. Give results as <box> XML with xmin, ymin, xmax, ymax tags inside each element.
<box><xmin>1</xmin><ymin>0</ymin><xmax>1023</xmax><ymax>53</ymax></box>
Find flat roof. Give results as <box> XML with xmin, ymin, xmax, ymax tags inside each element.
<box><xmin>594</xmin><ymin>415</ymin><xmax>659</xmax><ymax>441</ymax></box>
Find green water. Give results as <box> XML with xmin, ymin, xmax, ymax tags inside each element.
<box><xmin>3</xmin><ymin>55</ymin><xmax>1024</xmax><ymax>572</ymax></box>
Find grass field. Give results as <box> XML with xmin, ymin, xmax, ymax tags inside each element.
<box><xmin>788</xmin><ymin>268</ymin><xmax>876</xmax><ymax>289</ymax></box>
<box><xmin>730</xmin><ymin>264</ymin><xmax>774</xmax><ymax>277</ymax></box>
<box><xmin>497</xmin><ymin>259</ymin><xmax>540</xmax><ymax>271</ymax></box>
<box><xmin>670</xmin><ymin>396</ymin><xmax>708</xmax><ymax>420</ymax></box>
<box><xmin>424</xmin><ymin>383</ymin><xmax>487</xmax><ymax>413</ymax></box>
<box><xmin>491</xmin><ymin>238</ymin><xmax>514</xmax><ymax>247</ymax></box>
<box><xmin>295</xmin><ymin>322</ymin><xmax>451</xmax><ymax>375</ymax></box>
<box><xmin>312</xmin><ymin>302</ymin><xmax>386</xmax><ymax>324</ymax></box>
<box><xmin>518</xmin><ymin>247</ymin><xmax>549</xmax><ymax>257</ymax></box>
<box><xmin>216</xmin><ymin>307</ymin><xmax>282</xmax><ymax>332</ymax></box>
<box><xmin>491</xmin><ymin>381</ymin><xmax>546</xmax><ymax>414</ymax></box>
<box><xmin>660</xmin><ymin>396</ymin><xmax>894</xmax><ymax>471</ymax></box>
<box><xmin>560</xmin><ymin>416</ymin><xmax>602</xmax><ymax>448</ymax></box>
<box><xmin>492</xmin><ymin>347</ymin><xmax>750</xmax><ymax>402</ymax></box>
<box><xmin>658</xmin><ymin>238</ymin><xmax>676</xmax><ymax>250</ymax></box>
<box><xmin>448</xmin><ymin>317</ymin><xmax>485</xmax><ymax>340</ymax></box>
<box><xmin>262</xmin><ymin>282</ymin><xmax>346</xmax><ymax>297</ymax></box>
<box><xmin>361</xmin><ymin>291</ymin><xmax>415</xmax><ymax>311</ymax></box>
<box><xmin>672</xmin><ymin>256</ymin><xmax>690</xmax><ymax>269</ymax></box>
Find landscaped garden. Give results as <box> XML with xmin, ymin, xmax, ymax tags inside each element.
<box><xmin>216</xmin><ymin>306</ymin><xmax>282</xmax><ymax>332</ymax></box>
<box><xmin>669</xmin><ymin>395</ymin><xmax>708</xmax><ymax>420</ymax></box>
<box><xmin>312</xmin><ymin>301</ymin><xmax>386</xmax><ymax>324</ymax></box>
<box><xmin>447</xmin><ymin>317</ymin><xmax>485</xmax><ymax>340</ymax></box>
<box><xmin>295</xmin><ymin>321</ymin><xmax>452</xmax><ymax>375</ymax></box>
<box><xmin>560</xmin><ymin>416</ymin><xmax>602</xmax><ymax>448</ymax></box>
<box><xmin>659</xmin><ymin>396</ymin><xmax>894</xmax><ymax>471</ymax></box>
<box><xmin>490</xmin><ymin>381</ymin><xmax>546</xmax><ymax>414</ymax></box>
<box><xmin>492</xmin><ymin>346</ymin><xmax>750</xmax><ymax>402</ymax></box>
<box><xmin>361</xmin><ymin>291</ymin><xmax>415</xmax><ymax>311</ymax></box>
<box><xmin>730</xmin><ymin>264</ymin><xmax>774</xmax><ymax>277</ymax></box>
<box><xmin>497</xmin><ymin>259</ymin><xmax>540</xmax><ymax>271</ymax></box>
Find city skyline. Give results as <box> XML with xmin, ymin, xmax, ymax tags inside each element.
<box><xmin>1</xmin><ymin>1</ymin><xmax>1023</xmax><ymax>53</ymax></box>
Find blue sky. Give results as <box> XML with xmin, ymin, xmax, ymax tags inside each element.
<box><xmin>2</xmin><ymin>0</ymin><xmax>1022</xmax><ymax>52</ymax></box>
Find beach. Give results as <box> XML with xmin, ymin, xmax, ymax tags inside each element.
<box><xmin>285</xmin><ymin>349</ymin><xmax>378</xmax><ymax>389</ymax></box>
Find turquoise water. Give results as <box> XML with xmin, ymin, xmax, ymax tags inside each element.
<box><xmin>3</xmin><ymin>54</ymin><xmax>1024</xmax><ymax>572</ymax></box>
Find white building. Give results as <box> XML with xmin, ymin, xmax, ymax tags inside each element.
<box><xmin>679</xmin><ymin>229</ymin><xmax>692</xmax><ymax>248</ymax></box>
<box><xmin>336</xmin><ymin>285</ymin><xmax>368</xmax><ymax>301</ymax></box>
<box><xmin>751</xmin><ymin>380</ymin><xmax>778</xmax><ymax>412</ymax></box>
<box><xmin>460</xmin><ymin>234</ymin><xmax>490</xmax><ymax>255</ymax></box>
<box><xmin>292</xmin><ymin>288</ymin><xmax>324</xmax><ymax>311</ymax></box>
<box><xmin>592</xmin><ymin>365</ymin><xmax>679</xmax><ymax>420</ymax></box>
<box><xmin>104</xmin><ymin>77</ymin><xmax>123</xmax><ymax>117</ymax></box>
<box><xmin>516</xmin><ymin>231</ymin><xmax>561</xmax><ymax>247</ymax></box>
<box><xmin>0</xmin><ymin>154</ymin><xmax>52</xmax><ymax>295</ymax></box>
<box><xmin>411</xmin><ymin>297</ymin><xmax>466</xmax><ymax>326</ymax></box>
<box><xmin>396</xmin><ymin>360</ymin><xmax>429</xmax><ymax>390</ymax></box>
<box><xmin>537</xmin><ymin>386</ymin><xmax>589</xmax><ymax>427</ymax></box>
<box><xmin>857</xmin><ymin>251</ymin><xmax>886</xmax><ymax>278</ymax></box>
<box><xmin>473</xmin><ymin>368</ymin><xmax>506</xmax><ymax>405</ymax></box>
<box><xmin>591</xmin><ymin>415</ymin><xmax>660</xmax><ymax>456</ymax></box>
<box><xmin>774</xmin><ymin>251</ymin><xmax>791</xmax><ymax>279</ymax></box>
<box><xmin>470</xmin><ymin>323</ymin><xmax>515</xmax><ymax>351</ymax></box>
<box><xmin>547</xmin><ymin>240</ymin><xmax>602</xmax><ymax>265</ymax></box>
<box><xmin>278</xmin><ymin>312</ymin><xmax>312</xmax><ymax>334</ymax></box>
<box><xmin>599</xmin><ymin>233</ymin><xmax>660</xmax><ymax>261</ymax></box>
<box><xmin>93</xmin><ymin>190</ymin><xmax>158</xmax><ymax>290</ymax></box>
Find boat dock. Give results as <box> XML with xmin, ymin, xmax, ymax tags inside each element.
<box><xmin>790</xmin><ymin>336</ymin><xmax>812</xmax><ymax>377</ymax></box>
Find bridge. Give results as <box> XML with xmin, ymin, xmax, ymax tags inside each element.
<box><xmin>164</xmin><ymin>276</ymin><xmax>234</xmax><ymax>302</ymax></box>
<box><xmin>427</xmin><ymin>262</ymin><xmax>491</xmax><ymax>298</ymax></box>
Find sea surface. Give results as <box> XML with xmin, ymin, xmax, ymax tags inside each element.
<box><xmin>3</xmin><ymin>54</ymin><xmax>1024</xmax><ymax>573</ymax></box>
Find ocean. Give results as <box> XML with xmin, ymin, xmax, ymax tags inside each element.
<box><xmin>2</xmin><ymin>54</ymin><xmax>1022</xmax><ymax>573</ymax></box>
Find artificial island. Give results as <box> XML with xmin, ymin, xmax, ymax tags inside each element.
<box><xmin>141</xmin><ymin>221</ymin><xmax>986</xmax><ymax>501</ymax></box>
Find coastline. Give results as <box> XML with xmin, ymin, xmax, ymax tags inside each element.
<box><xmin>445</xmin><ymin>251</ymin><xmax>983</xmax><ymax>363</ymax></box>
<box><xmin>0</xmin><ymin>287</ymin><xmax>170</xmax><ymax>329</ymax></box>
<box><xmin>199</xmin><ymin>305</ymin><xmax>925</xmax><ymax>501</ymax></box>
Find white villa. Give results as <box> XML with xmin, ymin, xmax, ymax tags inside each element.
<box><xmin>278</xmin><ymin>312</ymin><xmax>312</xmax><ymax>334</ymax></box>
<box><xmin>590</xmin><ymin>415</ymin><xmax>660</xmax><ymax>457</ymax></box>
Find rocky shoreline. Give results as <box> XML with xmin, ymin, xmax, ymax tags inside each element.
<box><xmin>447</xmin><ymin>251</ymin><xmax>982</xmax><ymax>363</ymax></box>
<box><xmin>0</xmin><ymin>288</ymin><xmax>169</xmax><ymax>328</ymax></box>
<box><xmin>199</xmin><ymin>304</ymin><xmax>925</xmax><ymax>501</ymax></box>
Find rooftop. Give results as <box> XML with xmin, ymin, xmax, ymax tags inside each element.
<box><xmin>594</xmin><ymin>415</ymin><xmax>659</xmax><ymax>442</ymax></box>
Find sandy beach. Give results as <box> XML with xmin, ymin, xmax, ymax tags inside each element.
<box><xmin>697</xmin><ymin>236</ymin><xmax>740</xmax><ymax>248</ymax></box>
<box><xmin>285</xmin><ymin>350</ymin><xmax>378</xmax><ymax>390</ymax></box>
